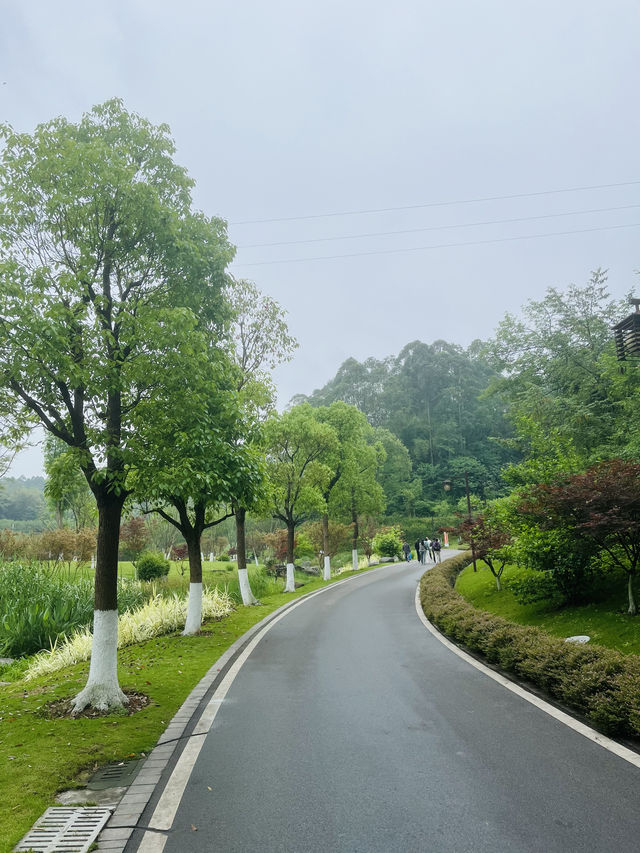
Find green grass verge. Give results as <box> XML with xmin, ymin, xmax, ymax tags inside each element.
<box><xmin>456</xmin><ymin>563</ymin><xmax>640</xmax><ymax>655</ymax></box>
<box><xmin>0</xmin><ymin>564</ymin><xmax>378</xmax><ymax>853</ymax></box>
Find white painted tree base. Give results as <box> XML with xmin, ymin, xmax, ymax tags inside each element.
<box><xmin>72</xmin><ymin>610</ymin><xmax>128</xmax><ymax>714</ymax></box>
<box><xmin>182</xmin><ymin>583</ymin><xmax>203</xmax><ymax>635</ymax></box>
<box><xmin>323</xmin><ymin>555</ymin><xmax>331</xmax><ymax>581</ymax></box>
<box><xmin>285</xmin><ymin>562</ymin><xmax>296</xmax><ymax>592</ymax></box>
<box><xmin>238</xmin><ymin>568</ymin><xmax>259</xmax><ymax>605</ymax></box>
<box><xmin>352</xmin><ymin>549</ymin><xmax>359</xmax><ymax>572</ymax></box>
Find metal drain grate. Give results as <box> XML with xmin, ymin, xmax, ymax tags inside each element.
<box><xmin>14</xmin><ymin>806</ymin><xmax>111</xmax><ymax>852</ymax></box>
<box><xmin>88</xmin><ymin>758</ymin><xmax>143</xmax><ymax>790</ymax></box>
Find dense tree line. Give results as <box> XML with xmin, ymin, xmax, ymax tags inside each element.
<box><xmin>0</xmin><ymin>102</ymin><xmax>287</xmax><ymax>711</ymax></box>
<box><xmin>294</xmin><ymin>339</ymin><xmax>517</xmax><ymax>513</ymax></box>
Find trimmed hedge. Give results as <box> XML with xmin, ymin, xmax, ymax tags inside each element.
<box><xmin>419</xmin><ymin>552</ymin><xmax>640</xmax><ymax>738</ymax></box>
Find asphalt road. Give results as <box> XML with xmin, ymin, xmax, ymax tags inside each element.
<box><xmin>153</xmin><ymin>559</ymin><xmax>640</xmax><ymax>852</ymax></box>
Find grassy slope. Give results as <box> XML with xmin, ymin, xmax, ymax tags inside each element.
<box><xmin>456</xmin><ymin>563</ymin><xmax>640</xmax><ymax>655</ymax></box>
<box><xmin>0</xmin><ymin>566</ymin><xmax>378</xmax><ymax>853</ymax></box>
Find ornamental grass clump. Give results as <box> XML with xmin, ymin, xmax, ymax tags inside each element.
<box><xmin>25</xmin><ymin>587</ymin><xmax>234</xmax><ymax>680</ymax></box>
<box><xmin>0</xmin><ymin>561</ymin><xmax>146</xmax><ymax>658</ymax></box>
<box><xmin>419</xmin><ymin>552</ymin><xmax>640</xmax><ymax>738</ymax></box>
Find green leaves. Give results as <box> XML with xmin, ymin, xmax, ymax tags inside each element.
<box><xmin>264</xmin><ymin>404</ymin><xmax>339</xmax><ymax>524</ymax></box>
<box><xmin>485</xmin><ymin>270</ymin><xmax>627</xmax><ymax>468</ymax></box>
<box><xmin>0</xmin><ymin>100</ymin><xmax>234</xmax><ymax>481</ymax></box>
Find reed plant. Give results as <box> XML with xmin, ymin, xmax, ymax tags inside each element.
<box><xmin>0</xmin><ymin>561</ymin><xmax>146</xmax><ymax>658</ymax></box>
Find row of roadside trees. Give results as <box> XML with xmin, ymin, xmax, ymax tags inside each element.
<box><xmin>0</xmin><ymin>100</ymin><xmax>389</xmax><ymax>714</ymax></box>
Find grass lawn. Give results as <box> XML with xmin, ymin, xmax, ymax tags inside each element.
<box><xmin>48</xmin><ymin>558</ymin><xmax>242</xmax><ymax>588</ymax></box>
<box><xmin>456</xmin><ymin>562</ymin><xmax>640</xmax><ymax>656</ymax></box>
<box><xmin>0</xmin><ymin>564</ymin><xmax>378</xmax><ymax>853</ymax></box>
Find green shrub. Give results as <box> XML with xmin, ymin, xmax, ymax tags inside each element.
<box><xmin>136</xmin><ymin>551</ymin><xmax>170</xmax><ymax>581</ymax></box>
<box><xmin>218</xmin><ymin>552</ymin><xmax>230</xmax><ymax>562</ymax></box>
<box><xmin>294</xmin><ymin>531</ymin><xmax>315</xmax><ymax>559</ymax></box>
<box><xmin>506</xmin><ymin>571</ymin><xmax>561</xmax><ymax>605</ymax></box>
<box><xmin>419</xmin><ymin>552</ymin><xmax>640</xmax><ymax>737</ymax></box>
<box><xmin>372</xmin><ymin>529</ymin><xmax>403</xmax><ymax>559</ymax></box>
<box><xmin>509</xmin><ymin>527</ymin><xmax>599</xmax><ymax>605</ymax></box>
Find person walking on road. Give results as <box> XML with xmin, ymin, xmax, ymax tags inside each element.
<box><xmin>418</xmin><ymin>539</ymin><xmax>426</xmax><ymax>564</ymax></box>
<box><xmin>415</xmin><ymin>539</ymin><xmax>423</xmax><ymax>564</ymax></box>
<box><xmin>402</xmin><ymin>541</ymin><xmax>412</xmax><ymax>562</ymax></box>
<box><xmin>424</xmin><ymin>536</ymin><xmax>433</xmax><ymax>561</ymax></box>
<box><xmin>432</xmin><ymin>537</ymin><xmax>442</xmax><ymax>562</ymax></box>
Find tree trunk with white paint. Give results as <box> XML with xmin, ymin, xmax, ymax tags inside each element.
<box><xmin>236</xmin><ymin>508</ymin><xmax>259</xmax><ymax>605</ymax></box>
<box><xmin>323</xmin><ymin>555</ymin><xmax>331</xmax><ymax>581</ymax></box>
<box><xmin>628</xmin><ymin>573</ymin><xmax>637</xmax><ymax>615</ymax></box>
<box><xmin>72</xmin><ymin>491</ymin><xmax>127</xmax><ymax>713</ymax></box>
<box><xmin>184</xmin><ymin>582</ymin><xmax>203</xmax><ymax>635</ymax></box>
<box><xmin>322</xmin><ymin>513</ymin><xmax>331</xmax><ymax>580</ymax></box>
<box><xmin>72</xmin><ymin>610</ymin><xmax>127</xmax><ymax>714</ymax></box>
<box><xmin>183</xmin><ymin>538</ymin><xmax>204</xmax><ymax>635</ymax></box>
<box><xmin>351</xmin><ymin>501</ymin><xmax>359</xmax><ymax>572</ymax></box>
<box><xmin>284</xmin><ymin>523</ymin><xmax>296</xmax><ymax>592</ymax></box>
<box><xmin>285</xmin><ymin>562</ymin><xmax>296</xmax><ymax>592</ymax></box>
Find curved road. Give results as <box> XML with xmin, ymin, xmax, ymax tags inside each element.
<box><xmin>130</xmin><ymin>559</ymin><xmax>640</xmax><ymax>852</ymax></box>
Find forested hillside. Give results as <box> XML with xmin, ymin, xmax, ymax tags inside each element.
<box><xmin>294</xmin><ymin>338</ymin><xmax>517</xmax><ymax>513</ymax></box>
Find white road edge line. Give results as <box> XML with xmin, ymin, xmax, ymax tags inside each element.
<box><xmin>135</xmin><ymin>564</ymin><xmax>392</xmax><ymax>849</ymax></box>
<box><xmin>414</xmin><ymin>582</ymin><xmax>640</xmax><ymax>770</ymax></box>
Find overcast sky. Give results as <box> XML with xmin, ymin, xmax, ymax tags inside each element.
<box><xmin>2</xmin><ymin>0</ymin><xmax>639</xmax><ymax>477</ymax></box>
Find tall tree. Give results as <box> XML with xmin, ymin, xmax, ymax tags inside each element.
<box><xmin>223</xmin><ymin>279</ymin><xmax>297</xmax><ymax>604</ymax></box>
<box><xmin>0</xmin><ymin>101</ymin><xmax>233</xmax><ymax>711</ymax></box>
<box><xmin>264</xmin><ymin>405</ymin><xmax>337</xmax><ymax>592</ymax></box>
<box><xmin>133</xmin><ymin>349</ymin><xmax>262</xmax><ymax>634</ymax></box>
<box><xmin>329</xmin><ymin>428</ymin><xmax>385</xmax><ymax>570</ymax></box>
<box><xmin>486</xmin><ymin>271</ymin><xmax>626</xmax><ymax>464</ymax></box>
<box><xmin>373</xmin><ymin>428</ymin><xmax>412</xmax><ymax>514</ymax></box>
<box><xmin>313</xmin><ymin>402</ymin><xmax>373</xmax><ymax>579</ymax></box>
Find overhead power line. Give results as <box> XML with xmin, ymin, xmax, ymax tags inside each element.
<box><xmin>233</xmin><ymin>221</ymin><xmax>640</xmax><ymax>267</ymax></box>
<box><xmin>230</xmin><ymin>180</ymin><xmax>640</xmax><ymax>226</ymax></box>
<box><xmin>237</xmin><ymin>203</ymin><xmax>640</xmax><ymax>249</ymax></box>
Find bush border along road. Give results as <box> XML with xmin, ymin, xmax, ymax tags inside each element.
<box><xmin>419</xmin><ymin>552</ymin><xmax>640</xmax><ymax>740</ymax></box>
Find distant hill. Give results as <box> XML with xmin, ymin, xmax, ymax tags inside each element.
<box><xmin>0</xmin><ymin>476</ymin><xmax>46</xmax><ymax>529</ymax></box>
